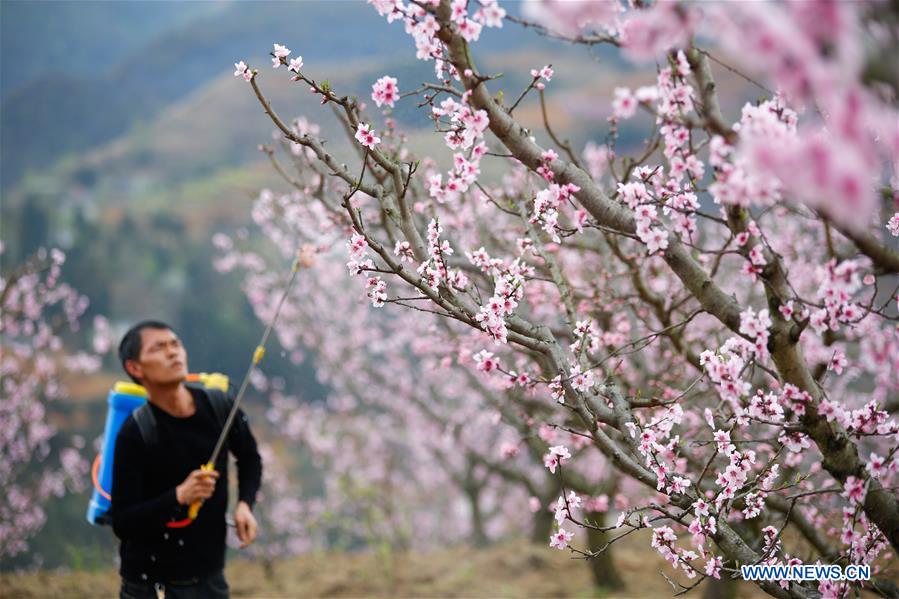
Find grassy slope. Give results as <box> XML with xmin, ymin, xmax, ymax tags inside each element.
<box><xmin>1</xmin><ymin>536</ymin><xmax>769</xmax><ymax>598</ymax></box>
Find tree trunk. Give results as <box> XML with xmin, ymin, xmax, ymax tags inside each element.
<box><xmin>465</xmin><ymin>482</ymin><xmax>489</xmax><ymax>547</ymax></box>
<box><xmin>530</xmin><ymin>505</ymin><xmax>554</xmax><ymax>544</ymax></box>
<box><xmin>262</xmin><ymin>557</ymin><xmax>275</xmax><ymax>582</ymax></box>
<box><xmin>703</xmin><ymin>573</ymin><xmax>738</xmax><ymax>599</ymax></box>
<box><xmin>585</xmin><ymin>513</ymin><xmax>625</xmax><ymax>591</ymax></box>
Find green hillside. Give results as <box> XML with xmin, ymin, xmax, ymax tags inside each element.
<box><xmin>0</xmin><ymin>0</ymin><xmax>541</xmax><ymax>191</ymax></box>
<box><xmin>0</xmin><ymin>0</ymin><xmax>222</xmax><ymax>95</ymax></box>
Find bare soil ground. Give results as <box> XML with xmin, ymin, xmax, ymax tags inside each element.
<box><xmin>1</xmin><ymin>534</ymin><xmax>772</xmax><ymax>598</ymax></box>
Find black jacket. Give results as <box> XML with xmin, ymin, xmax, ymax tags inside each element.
<box><xmin>111</xmin><ymin>384</ymin><xmax>262</xmax><ymax>581</ymax></box>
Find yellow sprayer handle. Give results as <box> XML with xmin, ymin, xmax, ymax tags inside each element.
<box><xmin>187</xmin><ymin>462</ymin><xmax>216</xmax><ymax>520</ymax></box>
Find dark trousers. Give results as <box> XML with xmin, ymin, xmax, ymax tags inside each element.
<box><xmin>120</xmin><ymin>569</ymin><xmax>229</xmax><ymax>599</ymax></box>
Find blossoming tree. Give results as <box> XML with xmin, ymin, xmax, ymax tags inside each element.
<box><xmin>214</xmin><ymin>213</ymin><xmax>627</xmax><ymax>587</ymax></box>
<box><xmin>0</xmin><ymin>244</ymin><xmax>109</xmax><ymax>560</ymax></box>
<box><xmin>232</xmin><ymin>1</ymin><xmax>899</xmax><ymax>596</ymax></box>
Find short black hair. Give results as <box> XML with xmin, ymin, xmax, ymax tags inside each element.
<box><xmin>118</xmin><ymin>320</ymin><xmax>175</xmax><ymax>384</ymax></box>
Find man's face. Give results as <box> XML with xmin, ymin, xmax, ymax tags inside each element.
<box><xmin>126</xmin><ymin>327</ymin><xmax>189</xmax><ymax>386</ymax></box>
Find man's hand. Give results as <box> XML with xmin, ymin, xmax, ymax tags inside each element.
<box><xmin>234</xmin><ymin>501</ymin><xmax>257</xmax><ymax>549</ymax></box>
<box><xmin>175</xmin><ymin>469</ymin><xmax>219</xmax><ymax>505</ymax></box>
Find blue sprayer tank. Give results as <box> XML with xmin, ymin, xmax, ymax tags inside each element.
<box><xmin>86</xmin><ymin>381</ymin><xmax>147</xmax><ymax>525</ymax></box>
<box><xmin>86</xmin><ymin>373</ymin><xmax>229</xmax><ymax>526</ymax></box>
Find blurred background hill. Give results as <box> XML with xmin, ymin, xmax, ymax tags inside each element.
<box><xmin>0</xmin><ymin>0</ymin><xmax>559</xmax><ymax>193</ymax></box>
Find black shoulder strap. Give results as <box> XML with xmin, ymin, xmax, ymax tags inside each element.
<box><xmin>200</xmin><ymin>385</ymin><xmax>233</xmax><ymax>429</ymax></box>
<box><xmin>132</xmin><ymin>386</ymin><xmax>233</xmax><ymax>449</ymax></box>
<box><xmin>133</xmin><ymin>403</ymin><xmax>158</xmax><ymax>448</ymax></box>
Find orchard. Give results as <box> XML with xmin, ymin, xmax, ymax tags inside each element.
<box><xmin>221</xmin><ymin>1</ymin><xmax>899</xmax><ymax>597</ymax></box>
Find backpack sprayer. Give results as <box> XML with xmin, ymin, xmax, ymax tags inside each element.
<box><xmin>87</xmin><ymin>373</ymin><xmax>230</xmax><ymax>526</ymax></box>
<box><xmin>87</xmin><ymin>247</ymin><xmax>311</xmax><ymax>528</ymax></box>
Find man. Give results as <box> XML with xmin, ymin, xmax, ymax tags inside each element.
<box><xmin>112</xmin><ymin>320</ymin><xmax>262</xmax><ymax>599</ymax></box>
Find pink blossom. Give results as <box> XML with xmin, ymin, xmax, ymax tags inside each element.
<box><xmin>639</xmin><ymin>226</ymin><xmax>669</xmax><ymax>255</ymax></box>
<box><xmin>368</xmin><ymin>0</ymin><xmax>404</xmax><ymax>21</ymax></box>
<box><xmin>92</xmin><ymin>315</ymin><xmax>113</xmax><ymax>354</ymax></box>
<box><xmin>393</xmin><ymin>240</ymin><xmax>414</xmax><ymax>263</ymax></box>
<box><xmin>474</xmin><ymin>350</ymin><xmax>500</xmax><ymax>373</ymax></box>
<box><xmin>271</xmin><ymin>43</ymin><xmax>291</xmax><ymax>68</ymax></box>
<box><xmin>354</xmin><ymin>123</ymin><xmax>381</xmax><ymax>149</ymax></box>
<box><xmin>372</xmin><ymin>75</ymin><xmax>400</xmax><ymax>108</ymax></box>
<box><xmin>543</xmin><ymin>444</ymin><xmax>571</xmax><ymax>474</ymax></box>
<box><xmin>583</xmin><ymin>142</ymin><xmax>610</xmax><ymax>180</ymax></box>
<box><xmin>538</xmin><ymin>424</ymin><xmax>557</xmax><ymax>444</ymax></box>
<box><xmin>818</xmin><ymin>399</ymin><xmax>844</xmax><ymax>423</ymax></box>
<box><xmin>612</xmin><ymin>87</ymin><xmax>637</xmax><ymax>119</ymax></box>
<box><xmin>549</xmin><ymin>375</ymin><xmax>564</xmax><ymax>404</ymax></box>
<box><xmin>713</xmin><ymin>430</ymin><xmax>735</xmax><ymax>456</ymax></box>
<box><xmin>233</xmin><ymin>61</ymin><xmax>253</xmax><ymax>82</ymax></box>
<box><xmin>456</xmin><ymin>17</ymin><xmax>482</xmax><ymax>42</ymax></box>
<box><xmin>365</xmin><ymin>276</ymin><xmax>388</xmax><ymax>307</ymax></box>
<box><xmin>674</xmin><ymin>50</ymin><xmax>691</xmax><ymax>78</ymax></box>
<box><xmin>888</xmin><ymin>213</ymin><xmax>899</xmax><ymax>237</ymax></box>
<box><xmin>568</xmin><ymin>363</ymin><xmax>595</xmax><ymax>392</ymax></box>
<box><xmin>841</xmin><ymin>476</ymin><xmax>866</xmax><ymax>506</ymax></box>
<box><xmin>536</xmin><ymin>164</ymin><xmax>554</xmax><ymax>182</ymax></box>
<box><xmin>500</xmin><ymin>442</ymin><xmax>520</xmax><ymax>460</ymax></box>
<box><xmin>778</xmin><ymin>431</ymin><xmax>810</xmax><ymax>453</ymax></box>
<box><xmin>742</xmin><ymin>492</ymin><xmax>766</xmax><ymax>519</ymax></box>
<box><xmin>522</xmin><ymin>0</ymin><xmax>622</xmax><ymax>38</ymax></box>
<box><xmin>473</xmin><ymin>1</ymin><xmax>505</xmax><ymax>28</ymax></box>
<box><xmin>739</xmin><ymin>307</ymin><xmax>772</xmax><ymax>359</ymax></box>
<box><xmin>779</xmin><ymin>300</ymin><xmax>795</xmax><ymax>319</ymax></box>
<box><xmin>705</xmin><ymin>556</ymin><xmax>723</xmax><ymax>579</ymax></box>
<box><xmin>866</xmin><ymin>453</ymin><xmax>886</xmax><ymax>480</ymax></box>
<box><xmin>549</xmin><ymin>526</ymin><xmax>574</xmax><ymax>550</ymax></box>
<box><xmin>584</xmin><ymin>494</ymin><xmax>609</xmax><ymax>513</ymax></box>
<box><xmin>693</xmin><ymin>499</ymin><xmax>710</xmax><ymax>519</ymax></box>
<box><xmin>346</xmin><ymin>231</ymin><xmax>373</xmax><ymax>276</ymax></box>
<box><xmin>651</xmin><ymin>525</ymin><xmax>678</xmax><ymax>552</ymax></box>
<box><xmin>620</xmin><ymin>2</ymin><xmax>698</xmax><ymax>61</ymax></box>
<box><xmin>669</xmin><ymin>476</ymin><xmax>691</xmax><ymax>495</ymax></box>
<box><xmin>450</xmin><ymin>0</ymin><xmax>467</xmax><ymax>23</ymax></box>
<box><xmin>735</xmin><ymin>92</ymin><xmax>880</xmax><ymax>232</ymax></box>
<box><xmin>530</xmin><ymin>65</ymin><xmax>554</xmax><ymax>82</ymax></box>
<box><xmin>617</xmin><ymin>181</ymin><xmax>650</xmax><ymax>208</ymax></box>
<box><xmin>828</xmin><ymin>350</ymin><xmax>847</xmax><ymax>375</ymax></box>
